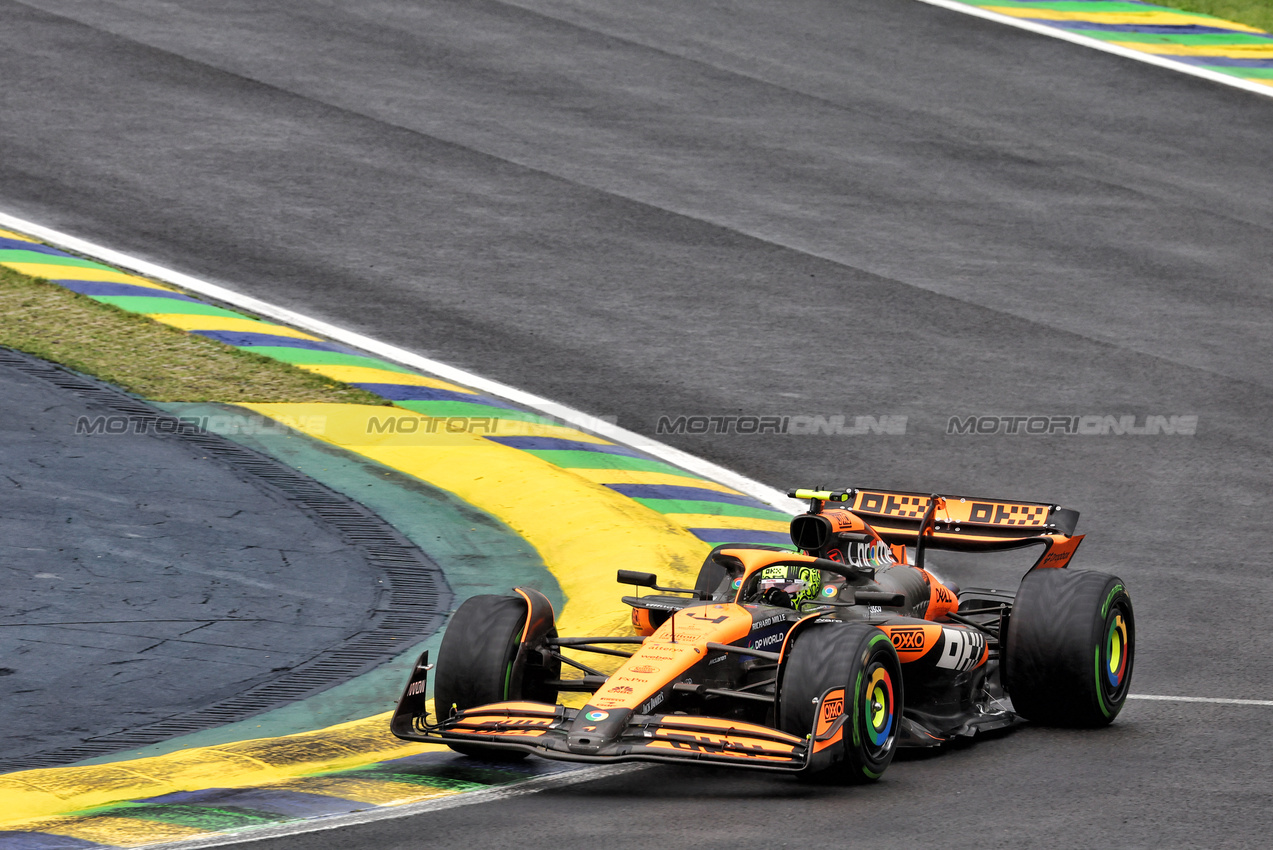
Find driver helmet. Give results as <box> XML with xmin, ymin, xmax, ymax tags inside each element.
<box><xmin>757</xmin><ymin>564</ymin><xmax>823</xmax><ymax>607</ymax></box>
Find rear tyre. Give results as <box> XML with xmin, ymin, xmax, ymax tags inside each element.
<box><xmin>1005</xmin><ymin>569</ymin><xmax>1134</xmax><ymax>727</ymax></box>
<box><xmin>779</xmin><ymin>623</ymin><xmax>903</xmax><ymax>783</ymax></box>
<box><xmin>434</xmin><ymin>594</ymin><xmax>558</xmax><ymax>758</ymax></box>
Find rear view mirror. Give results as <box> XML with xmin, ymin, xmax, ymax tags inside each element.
<box><xmin>617</xmin><ymin>570</ymin><xmax>658</xmax><ymax>588</ymax></box>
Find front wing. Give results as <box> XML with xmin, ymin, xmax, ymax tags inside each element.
<box><xmin>400</xmin><ymin>700</ymin><xmax>816</xmax><ymax>772</ymax></box>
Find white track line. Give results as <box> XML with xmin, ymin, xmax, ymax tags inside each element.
<box><xmin>912</xmin><ymin>0</ymin><xmax>1273</xmax><ymax>100</ymax></box>
<box><xmin>0</xmin><ymin>210</ymin><xmax>804</xmax><ymax>513</ymax></box>
<box><xmin>145</xmin><ymin>764</ymin><xmax>645</xmax><ymax>850</ymax></box>
<box><xmin>1128</xmin><ymin>694</ymin><xmax>1273</xmax><ymax>706</ymax></box>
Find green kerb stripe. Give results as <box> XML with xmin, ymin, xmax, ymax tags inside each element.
<box><xmin>0</xmin><ymin>251</ymin><xmax>119</xmax><ymax>270</ymax></box>
<box><xmin>1070</xmin><ymin>31</ymin><xmax>1273</xmax><ymax>45</ymax></box>
<box><xmin>395</xmin><ymin>399</ymin><xmax>552</xmax><ymax>423</ymax></box>
<box><xmin>631</xmin><ymin>498</ymin><xmax>789</xmax><ymax>520</ymax></box>
<box><xmin>89</xmin><ymin>296</ymin><xmax>247</xmax><ymax>318</ymax></box>
<box><xmin>112</xmin><ymin>803</ymin><xmax>284</xmax><ymax>830</ymax></box>
<box><xmin>1210</xmin><ymin>66</ymin><xmax>1273</xmax><ymax>78</ymax></box>
<box><xmin>523</xmin><ymin>450</ymin><xmax>697</xmax><ymax>477</ymax></box>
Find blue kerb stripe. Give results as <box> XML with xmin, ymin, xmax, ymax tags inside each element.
<box><xmin>486</xmin><ymin>437</ymin><xmax>646</xmax><ymax>459</ymax></box>
<box><xmin>0</xmin><ymin>833</ymin><xmax>104</xmax><ymax>849</ymax></box>
<box><xmin>140</xmin><ymin>787</ymin><xmax>361</xmax><ymax>818</ymax></box>
<box><xmin>1171</xmin><ymin>55</ymin><xmax>1273</xmax><ymax>68</ymax></box>
<box><xmin>195</xmin><ymin>331</ymin><xmax>354</xmax><ymax>352</ymax></box>
<box><xmin>604</xmin><ymin>483</ymin><xmax>771</xmax><ymax>510</ymax></box>
<box><xmin>1043</xmin><ymin>22</ymin><xmax>1272</xmax><ymax>36</ymax></box>
<box><xmin>688</xmin><ymin>528</ymin><xmax>793</xmax><ymax>545</ymax></box>
<box><xmin>0</xmin><ymin>239</ymin><xmax>78</xmax><ymax>256</ymax></box>
<box><xmin>352</xmin><ymin>385</ymin><xmax>520</xmax><ymax>409</ymax></box>
<box><xmin>52</xmin><ymin>281</ymin><xmax>199</xmax><ymax>300</ymax></box>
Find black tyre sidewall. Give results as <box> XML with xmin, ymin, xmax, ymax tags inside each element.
<box><xmin>1006</xmin><ymin>569</ymin><xmax>1135</xmax><ymax>727</ymax></box>
<box><xmin>779</xmin><ymin>623</ymin><xmax>903</xmax><ymax>782</ymax></box>
<box><xmin>434</xmin><ymin>595</ymin><xmax>528</xmax><ymax>719</ymax></box>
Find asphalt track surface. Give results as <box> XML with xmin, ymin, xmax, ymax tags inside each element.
<box><xmin>2</xmin><ymin>0</ymin><xmax>1272</xmax><ymax>846</ymax></box>
<box><xmin>0</xmin><ymin>353</ymin><xmax>381</xmax><ymax>766</ymax></box>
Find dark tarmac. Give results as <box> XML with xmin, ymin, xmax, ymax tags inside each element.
<box><xmin>0</xmin><ymin>352</ymin><xmax>380</xmax><ymax>767</ymax></box>
<box><xmin>1</xmin><ymin>0</ymin><xmax>1271</xmax><ymax>845</ymax></box>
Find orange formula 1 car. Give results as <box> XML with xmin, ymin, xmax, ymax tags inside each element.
<box><xmin>391</xmin><ymin>487</ymin><xmax>1134</xmax><ymax>782</ymax></box>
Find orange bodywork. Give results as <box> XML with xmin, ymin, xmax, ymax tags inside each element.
<box><xmin>917</xmin><ymin>568</ymin><xmax>959</xmax><ymax>621</ymax></box>
<box><xmin>589</xmin><ymin>603</ymin><xmax>753</xmax><ymax>711</ymax></box>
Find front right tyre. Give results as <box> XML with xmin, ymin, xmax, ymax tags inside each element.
<box><xmin>779</xmin><ymin>623</ymin><xmax>903</xmax><ymax>783</ymax></box>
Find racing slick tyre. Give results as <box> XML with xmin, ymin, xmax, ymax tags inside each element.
<box><xmin>1005</xmin><ymin>569</ymin><xmax>1134</xmax><ymax>727</ymax></box>
<box><xmin>778</xmin><ymin>623</ymin><xmax>903</xmax><ymax>783</ymax></box>
<box><xmin>433</xmin><ymin>593</ymin><xmax>559</xmax><ymax>758</ymax></box>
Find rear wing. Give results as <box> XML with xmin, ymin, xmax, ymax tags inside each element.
<box><xmin>788</xmin><ymin>487</ymin><xmax>1083</xmax><ymax>569</ymax></box>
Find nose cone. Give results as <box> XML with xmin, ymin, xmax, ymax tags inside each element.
<box><xmin>567</xmin><ymin>706</ymin><xmax>632</xmax><ymax>754</ymax></box>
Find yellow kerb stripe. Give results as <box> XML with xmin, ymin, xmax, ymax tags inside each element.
<box><xmin>0</xmin><ymin>228</ymin><xmax>38</xmax><ymax>241</ymax></box>
<box><xmin>298</xmin><ymin>364</ymin><xmax>477</xmax><ymax>392</ymax></box>
<box><xmin>0</xmin><ymin>263</ymin><xmax>173</xmax><ymax>287</ymax></box>
<box><xmin>981</xmin><ymin>8</ymin><xmax>1267</xmax><ymax>32</ymax></box>
<box><xmin>145</xmin><ymin>314</ymin><xmax>322</xmax><ymax>339</ymax></box>
<box><xmin>660</xmin><ymin>514</ymin><xmax>789</xmax><ymax>533</ymax></box>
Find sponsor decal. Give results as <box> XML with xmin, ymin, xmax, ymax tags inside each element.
<box><xmin>820</xmin><ymin>694</ymin><xmax>845</xmax><ymax>724</ymax></box>
<box><xmin>935</xmin><ymin>628</ymin><xmax>986</xmax><ymax>672</ymax></box>
<box><xmin>821</xmin><ymin>585</ymin><xmax>838</xmax><ymax>599</ymax></box>
<box><xmin>968</xmin><ymin>501</ymin><xmax>1047</xmax><ymax>526</ymax></box>
<box><xmin>630</xmin><ymin>665</ymin><xmax>658</xmax><ymax>674</ymax></box>
<box><xmin>640</xmin><ymin>692</ymin><xmax>666</xmax><ymax>714</ymax></box>
<box><xmin>749</xmin><ymin>632</ymin><xmax>785</xmax><ymax>650</ymax></box>
<box><xmin>406</xmin><ymin>679</ymin><xmax>427</xmax><ymax>697</ymax></box>
<box><xmin>751</xmin><ymin>616</ymin><xmax>780</xmax><ymax>631</ymax></box>
<box><xmin>845</xmin><ymin>540</ymin><xmax>896</xmax><ymax>568</ymax></box>
<box><xmin>709</xmin><ymin>654</ymin><xmax>727</xmax><ymax>665</ymax></box>
<box><xmin>585</xmin><ymin>710</ymin><xmax>610</xmax><ymax>722</ymax></box>
<box><xmin>610</xmin><ymin>685</ymin><xmax>634</xmax><ymax>694</ymax></box>
<box><xmin>731</xmin><ymin>578</ymin><xmax>743</xmax><ymax>590</ymax></box>
<box><xmin>890</xmin><ymin>626</ymin><xmax>927</xmax><ymax>653</ymax></box>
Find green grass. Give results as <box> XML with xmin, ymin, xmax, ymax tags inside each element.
<box><xmin>1155</xmin><ymin>0</ymin><xmax>1273</xmax><ymax>33</ymax></box>
<box><xmin>0</xmin><ymin>265</ymin><xmax>390</xmax><ymax>405</ymax></box>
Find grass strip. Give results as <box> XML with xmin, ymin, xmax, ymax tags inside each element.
<box><xmin>0</xmin><ymin>265</ymin><xmax>388</xmax><ymax>405</ymax></box>
<box><xmin>1154</xmin><ymin>0</ymin><xmax>1273</xmax><ymax>33</ymax></box>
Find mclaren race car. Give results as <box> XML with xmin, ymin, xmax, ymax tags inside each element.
<box><xmin>391</xmin><ymin>487</ymin><xmax>1135</xmax><ymax>782</ymax></box>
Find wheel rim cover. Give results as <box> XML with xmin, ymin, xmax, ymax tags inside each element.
<box><xmin>864</xmin><ymin>666</ymin><xmax>894</xmax><ymax>747</ymax></box>
<box><xmin>1106</xmin><ymin>612</ymin><xmax>1128</xmax><ymax>688</ymax></box>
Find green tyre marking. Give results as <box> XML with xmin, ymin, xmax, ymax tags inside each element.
<box><xmin>1101</xmin><ymin>584</ymin><xmax>1124</xmax><ymax>617</ymax></box>
<box><xmin>1095</xmin><ymin>646</ymin><xmax>1112</xmax><ymax>717</ymax></box>
<box><xmin>850</xmin><ymin>669</ymin><xmax>863</xmax><ymax>748</ymax></box>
